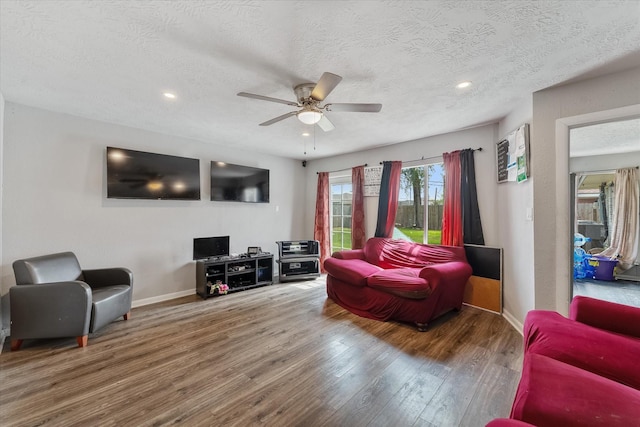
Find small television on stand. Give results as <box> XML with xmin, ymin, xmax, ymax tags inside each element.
<box><xmin>193</xmin><ymin>236</ymin><xmax>230</xmax><ymax>260</ymax></box>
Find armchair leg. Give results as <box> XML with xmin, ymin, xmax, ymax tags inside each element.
<box><xmin>76</xmin><ymin>335</ymin><xmax>88</xmax><ymax>347</ymax></box>
<box><xmin>10</xmin><ymin>339</ymin><xmax>23</xmax><ymax>351</ymax></box>
<box><xmin>416</xmin><ymin>322</ymin><xmax>429</xmax><ymax>332</ymax></box>
<box><xmin>123</xmin><ymin>311</ymin><xmax>131</xmax><ymax>320</ymax></box>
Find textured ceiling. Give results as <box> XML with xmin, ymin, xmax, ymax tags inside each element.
<box><xmin>570</xmin><ymin>117</ymin><xmax>640</xmax><ymax>157</ymax></box>
<box><xmin>1</xmin><ymin>1</ymin><xmax>640</xmax><ymax>160</ymax></box>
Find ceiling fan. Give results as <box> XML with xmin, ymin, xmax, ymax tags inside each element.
<box><xmin>237</xmin><ymin>72</ymin><xmax>382</xmax><ymax>132</ymax></box>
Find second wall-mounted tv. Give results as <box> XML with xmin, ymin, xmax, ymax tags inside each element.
<box><xmin>107</xmin><ymin>147</ymin><xmax>200</xmax><ymax>200</ymax></box>
<box><xmin>210</xmin><ymin>161</ymin><xmax>269</xmax><ymax>203</ymax></box>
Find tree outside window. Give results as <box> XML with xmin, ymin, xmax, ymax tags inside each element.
<box><xmin>396</xmin><ymin>163</ymin><xmax>444</xmax><ymax>244</ymax></box>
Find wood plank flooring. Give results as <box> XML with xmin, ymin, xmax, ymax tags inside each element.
<box><xmin>0</xmin><ymin>276</ymin><xmax>523</xmax><ymax>427</ymax></box>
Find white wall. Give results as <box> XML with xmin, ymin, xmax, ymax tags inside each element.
<box><xmin>497</xmin><ymin>98</ymin><xmax>534</xmax><ymax>330</ymax></box>
<box><xmin>570</xmin><ymin>151</ymin><xmax>640</xmax><ymax>173</ymax></box>
<box><xmin>1</xmin><ymin>103</ymin><xmax>307</xmax><ymax>303</ymax></box>
<box><xmin>532</xmin><ymin>67</ymin><xmax>640</xmax><ymax>315</ymax></box>
<box><xmin>303</xmin><ymin>123</ymin><xmax>501</xmax><ymax>250</ymax></box>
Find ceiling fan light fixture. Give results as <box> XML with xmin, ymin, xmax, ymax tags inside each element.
<box><xmin>297</xmin><ymin>109</ymin><xmax>323</xmax><ymax>125</ymax></box>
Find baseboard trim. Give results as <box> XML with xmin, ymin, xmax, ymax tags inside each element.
<box><xmin>132</xmin><ymin>289</ymin><xmax>194</xmax><ymax>308</ymax></box>
<box><xmin>502</xmin><ymin>309</ymin><xmax>524</xmax><ymax>336</ymax></box>
<box><xmin>463</xmin><ymin>302</ymin><xmax>501</xmax><ymax>315</ymax></box>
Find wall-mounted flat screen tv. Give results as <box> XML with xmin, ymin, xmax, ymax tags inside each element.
<box><xmin>210</xmin><ymin>161</ymin><xmax>269</xmax><ymax>203</ymax></box>
<box><xmin>107</xmin><ymin>147</ymin><xmax>200</xmax><ymax>200</ymax></box>
<box><xmin>193</xmin><ymin>236</ymin><xmax>230</xmax><ymax>260</ymax></box>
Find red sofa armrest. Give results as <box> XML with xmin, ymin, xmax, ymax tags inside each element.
<box><xmin>323</xmin><ymin>257</ymin><xmax>382</xmax><ymax>287</ymax></box>
<box><xmin>570</xmin><ymin>295</ymin><xmax>640</xmax><ymax>339</ymax></box>
<box><xmin>331</xmin><ymin>249</ymin><xmax>365</xmax><ymax>260</ymax></box>
<box><xmin>419</xmin><ymin>261</ymin><xmax>472</xmax><ymax>288</ymax></box>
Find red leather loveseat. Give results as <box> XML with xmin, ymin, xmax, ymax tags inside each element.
<box><xmin>324</xmin><ymin>237</ymin><xmax>472</xmax><ymax>331</ymax></box>
<box><xmin>488</xmin><ymin>296</ymin><xmax>640</xmax><ymax>426</ymax></box>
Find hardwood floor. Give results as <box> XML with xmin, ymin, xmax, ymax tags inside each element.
<box><xmin>0</xmin><ymin>277</ymin><xmax>523</xmax><ymax>426</ymax></box>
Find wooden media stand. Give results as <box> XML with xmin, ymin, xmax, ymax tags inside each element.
<box><xmin>196</xmin><ymin>254</ymin><xmax>273</xmax><ymax>299</ymax></box>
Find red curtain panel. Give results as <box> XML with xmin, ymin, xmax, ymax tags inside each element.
<box><xmin>442</xmin><ymin>151</ymin><xmax>463</xmax><ymax>246</ymax></box>
<box><xmin>314</xmin><ymin>172</ymin><xmax>331</xmax><ymax>272</ymax></box>
<box><xmin>351</xmin><ymin>166</ymin><xmax>366</xmax><ymax>249</ymax></box>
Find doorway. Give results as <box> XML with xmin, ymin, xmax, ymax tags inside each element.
<box><xmin>570</xmin><ymin>118</ymin><xmax>640</xmax><ymax>308</ymax></box>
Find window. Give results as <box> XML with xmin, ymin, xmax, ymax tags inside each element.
<box><xmin>330</xmin><ymin>178</ymin><xmax>352</xmax><ymax>252</ymax></box>
<box><xmin>395</xmin><ymin>162</ymin><xmax>444</xmax><ymax>244</ymax></box>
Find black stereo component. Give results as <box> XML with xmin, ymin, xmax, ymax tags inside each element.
<box><xmin>276</xmin><ymin>240</ymin><xmax>321</xmax><ymax>282</ymax></box>
<box><xmin>278</xmin><ymin>240</ymin><xmax>319</xmax><ymax>258</ymax></box>
<box><xmin>280</xmin><ymin>260</ymin><xmax>319</xmax><ymax>277</ymax></box>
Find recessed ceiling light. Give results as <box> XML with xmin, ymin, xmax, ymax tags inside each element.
<box><xmin>456</xmin><ymin>81</ymin><xmax>472</xmax><ymax>89</ymax></box>
<box><xmin>163</xmin><ymin>92</ymin><xmax>176</xmax><ymax>99</ymax></box>
<box><xmin>302</xmin><ymin>132</ymin><xmax>310</xmax><ymax>137</ymax></box>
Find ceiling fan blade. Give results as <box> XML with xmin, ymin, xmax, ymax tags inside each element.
<box><xmin>237</xmin><ymin>92</ymin><xmax>299</xmax><ymax>107</ymax></box>
<box><xmin>317</xmin><ymin>114</ymin><xmax>335</xmax><ymax>132</ymax></box>
<box><xmin>326</xmin><ymin>103</ymin><xmax>382</xmax><ymax>113</ymax></box>
<box><xmin>310</xmin><ymin>72</ymin><xmax>343</xmax><ymax>101</ymax></box>
<box><xmin>259</xmin><ymin>111</ymin><xmax>298</xmax><ymax>126</ymax></box>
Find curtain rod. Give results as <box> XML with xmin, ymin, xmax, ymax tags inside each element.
<box><xmin>317</xmin><ymin>163</ymin><xmax>368</xmax><ymax>175</ymax></box>
<box><xmin>576</xmin><ymin>169</ymin><xmax>616</xmax><ymax>175</ymax></box>
<box><xmin>379</xmin><ymin>147</ymin><xmax>483</xmax><ymax>165</ymax></box>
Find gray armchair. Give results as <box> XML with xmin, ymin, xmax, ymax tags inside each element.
<box><xmin>10</xmin><ymin>251</ymin><xmax>133</xmax><ymax>351</ymax></box>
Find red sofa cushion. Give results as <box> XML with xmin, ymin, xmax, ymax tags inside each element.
<box><xmin>323</xmin><ymin>257</ymin><xmax>382</xmax><ymax>288</ymax></box>
<box><xmin>367</xmin><ymin>268</ymin><xmax>431</xmax><ymax>299</ymax></box>
<box><xmin>524</xmin><ymin>310</ymin><xmax>640</xmax><ymax>390</ymax></box>
<box><xmin>363</xmin><ymin>237</ymin><xmax>465</xmax><ymax>269</ymax></box>
<box><xmin>511</xmin><ymin>353</ymin><xmax>640</xmax><ymax>426</ymax></box>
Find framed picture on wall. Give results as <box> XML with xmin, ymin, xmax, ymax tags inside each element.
<box><xmin>364</xmin><ymin>165</ymin><xmax>383</xmax><ymax>196</ymax></box>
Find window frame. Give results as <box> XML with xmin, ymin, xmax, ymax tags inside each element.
<box><xmin>396</xmin><ymin>158</ymin><xmax>444</xmax><ymax>244</ymax></box>
<box><xmin>329</xmin><ymin>173</ymin><xmax>353</xmax><ymax>252</ymax></box>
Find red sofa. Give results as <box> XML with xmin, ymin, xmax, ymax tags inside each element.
<box><xmin>488</xmin><ymin>296</ymin><xmax>640</xmax><ymax>426</ymax></box>
<box><xmin>323</xmin><ymin>237</ymin><xmax>472</xmax><ymax>331</ymax></box>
